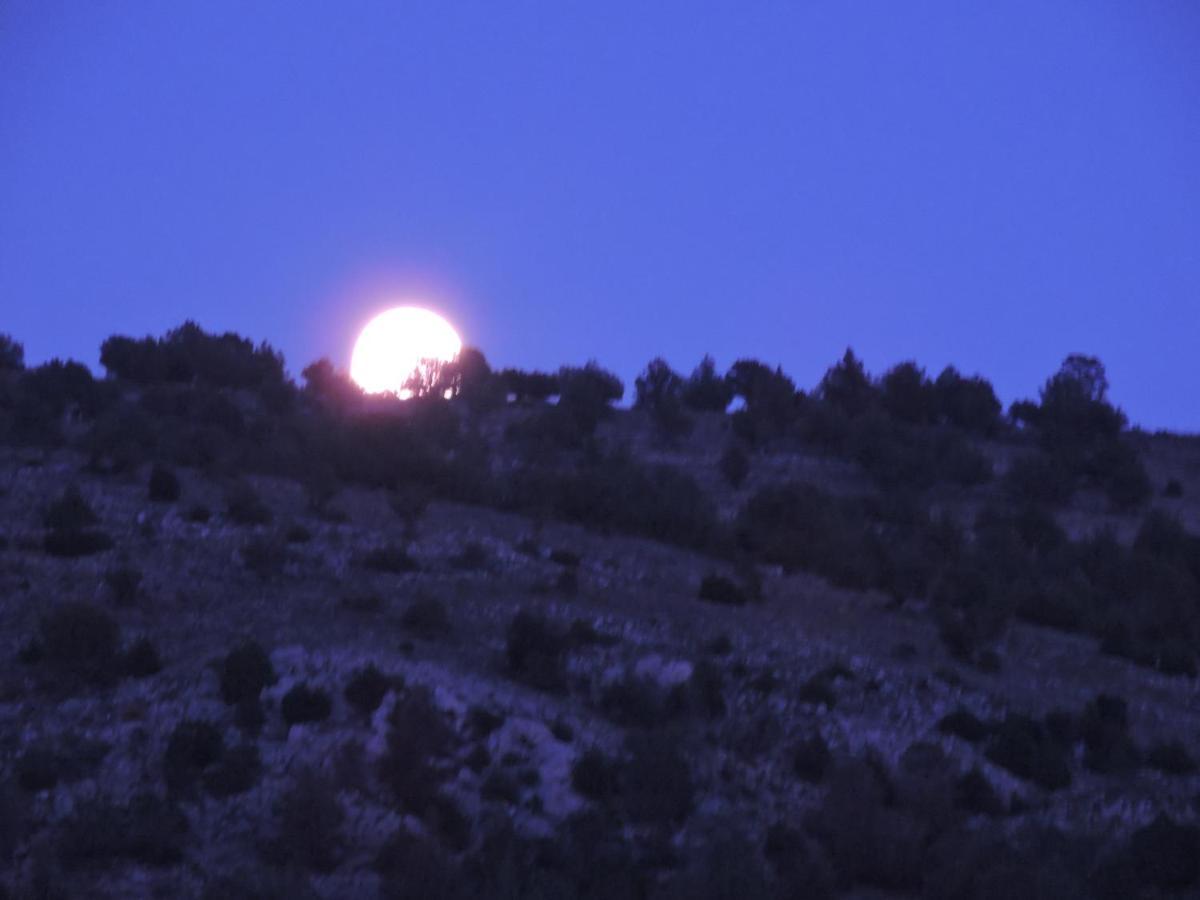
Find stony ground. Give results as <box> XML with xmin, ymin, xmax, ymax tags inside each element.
<box><xmin>0</xmin><ymin>434</ymin><xmax>1198</xmax><ymax>898</ymax></box>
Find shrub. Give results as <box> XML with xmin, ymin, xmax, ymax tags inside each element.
<box><xmin>793</xmin><ymin>734</ymin><xmax>832</xmax><ymax>784</ymax></box>
<box><xmin>687</xmin><ymin>659</ymin><xmax>725</xmax><ymax>718</ymax></box>
<box><xmin>937</xmin><ymin>707</ymin><xmax>990</xmax><ymax>743</ymax></box>
<box><xmin>600</xmin><ymin>675</ymin><xmax>669</xmax><ymax>728</ymax></box>
<box><xmin>718</xmin><ymin>442</ymin><xmax>750</xmax><ymax>488</ymax></box>
<box><xmin>465</xmin><ymin>706</ymin><xmax>505</xmax><ymax>739</ymax></box>
<box><xmin>38</xmin><ymin>603</ymin><xmax>121</xmax><ymax>685</ymax></box>
<box><xmin>1127</xmin><ymin>816</ymin><xmax>1200</xmax><ymax>890</ymax></box>
<box><xmin>572</xmin><ymin>748</ymin><xmax>621</xmax><ymax>802</ymax></box>
<box><xmin>240</xmin><ymin>535</ymin><xmax>286</xmax><ymax>578</ymax></box>
<box><xmin>697</xmin><ymin>573</ymin><xmax>748</xmax><ymax>607</ymax></box>
<box><xmin>401</xmin><ymin>596</ymin><xmax>450</xmax><ymax>636</ymax></box>
<box><xmin>362</xmin><ymin>545</ymin><xmax>420</xmax><ymax>574</ymax></box>
<box><xmin>817</xmin><ymin>349</ymin><xmax>876</xmax><ymax>418</ymax></box>
<box><xmin>163</xmin><ymin>719</ymin><xmax>224</xmax><ymax>792</ymax></box>
<box><xmin>450</xmin><ymin>540</ymin><xmax>490</xmax><ymax>571</ymax></box>
<box><xmin>57</xmin><ymin>793</ymin><xmax>188</xmax><ymax>869</ymax></box>
<box><xmin>285</xmin><ymin>524</ymin><xmax>312</xmax><ymax>543</ymax></box>
<box><xmin>1079</xmin><ymin>694</ymin><xmax>1140</xmax><ymax>774</ymax></box>
<box><xmin>549</xmin><ymin>548</ymin><xmax>580</xmax><ymax>568</ymax></box>
<box><xmin>985</xmin><ymin>714</ymin><xmax>1071</xmax><ymax>791</ymax></box>
<box><xmin>225</xmin><ymin>482</ymin><xmax>272</xmax><ymax>526</ymax></box>
<box><xmin>17</xmin><ymin>738</ymin><xmax>109</xmax><ymax>792</ymax></box>
<box><xmin>147</xmin><ymin>464</ymin><xmax>181</xmax><ymax>503</ymax></box>
<box><xmin>219</xmin><ymin>640</ymin><xmax>276</xmax><ymax>705</ymax></box>
<box><xmin>43</xmin><ymin>528</ymin><xmax>114</xmax><ymax>558</ymax></box>
<box><xmin>621</xmin><ymin>731</ymin><xmax>694</xmax><ymax>825</ymax></box>
<box><xmin>203</xmin><ymin>743</ymin><xmax>262</xmax><ymax>797</ymax></box>
<box><xmin>1145</xmin><ymin>740</ymin><xmax>1196</xmax><ymax>776</ymax></box>
<box><xmin>121</xmin><ymin>638</ymin><xmax>163</xmax><ymax>678</ymax></box>
<box><xmin>505</xmin><ymin>610</ymin><xmax>567</xmax><ymax>693</ymax></box>
<box><xmin>44</xmin><ymin>486</ymin><xmax>99</xmax><ymax>531</ymax></box>
<box><xmin>345</xmin><ymin>665</ymin><xmax>391</xmax><ymax>716</ymax></box>
<box><xmin>481</xmin><ymin>770</ymin><xmax>521</xmax><ymax>805</ymax></box>
<box><xmin>104</xmin><ymin>566</ymin><xmax>142</xmax><ymax>606</ymax></box>
<box><xmin>185</xmin><ymin>503</ymin><xmax>212</xmax><ymax>523</ymax></box>
<box><xmin>954</xmin><ymin>767</ymin><xmax>1004</xmax><ymax>816</ymax></box>
<box><xmin>377</xmin><ymin>686</ymin><xmax>457</xmax><ymax>814</ymax></box>
<box><xmin>281</xmin><ymin>684</ymin><xmax>333</xmax><ymax>726</ymax></box>
<box><xmin>1164</xmin><ymin>478</ymin><xmax>1184</xmax><ymax>498</ymax></box>
<box><xmin>276</xmin><ymin>767</ymin><xmax>345</xmax><ymax>873</ymax></box>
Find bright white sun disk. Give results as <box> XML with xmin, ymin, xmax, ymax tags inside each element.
<box><xmin>350</xmin><ymin>306</ymin><xmax>462</xmax><ymax>398</ymax></box>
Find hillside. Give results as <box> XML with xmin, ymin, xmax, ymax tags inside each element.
<box><xmin>0</xmin><ymin>327</ymin><xmax>1198</xmax><ymax>899</ymax></box>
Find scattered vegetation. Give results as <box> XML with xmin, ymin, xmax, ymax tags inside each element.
<box><xmin>281</xmin><ymin>684</ymin><xmax>333</xmax><ymax>726</ymax></box>
<box><xmin>219</xmin><ymin>640</ymin><xmax>276</xmax><ymax>706</ymax></box>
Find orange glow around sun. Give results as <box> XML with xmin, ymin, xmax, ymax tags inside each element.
<box><xmin>349</xmin><ymin>306</ymin><xmax>462</xmax><ymax>398</ymax></box>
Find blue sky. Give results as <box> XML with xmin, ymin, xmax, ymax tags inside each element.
<box><xmin>2</xmin><ymin>2</ymin><xmax>1198</xmax><ymax>428</ymax></box>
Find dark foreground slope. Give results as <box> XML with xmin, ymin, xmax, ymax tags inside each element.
<box><xmin>0</xmin><ymin>329</ymin><xmax>1198</xmax><ymax>898</ymax></box>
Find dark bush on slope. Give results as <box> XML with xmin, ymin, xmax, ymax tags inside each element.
<box><xmin>506</xmin><ymin>610</ymin><xmax>568</xmax><ymax>693</ymax></box>
<box><xmin>219</xmin><ymin>640</ymin><xmax>276</xmax><ymax>705</ymax></box>
<box><xmin>985</xmin><ymin>714</ymin><xmax>1071</xmax><ymax>791</ymax></box>
<box><xmin>281</xmin><ymin>684</ymin><xmax>333</xmax><ymax>726</ymax></box>
<box><xmin>36</xmin><ymin>603</ymin><xmax>122</xmax><ymax>686</ymax></box>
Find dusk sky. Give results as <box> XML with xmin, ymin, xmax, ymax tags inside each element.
<box><xmin>2</xmin><ymin>2</ymin><xmax>1197</xmax><ymax>430</ymax></box>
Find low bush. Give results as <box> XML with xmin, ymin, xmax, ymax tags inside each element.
<box><xmin>281</xmin><ymin>683</ymin><xmax>333</xmax><ymax>726</ymax></box>
<box><xmin>163</xmin><ymin>719</ymin><xmax>224</xmax><ymax>792</ymax></box>
<box><xmin>1164</xmin><ymin>478</ymin><xmax>1184</xmax><ymax>498</ymax></box>
<box><xmin>718</xmin><ymin>442</ymin><xmax>751</xmax><ymax>488</ymax></box>
<box><xmin>465</xmin><ymin>706</ymin><xmax>505</xmax><ymax>739</ymax></box>
<box><xmin>377</xmin><ymin>686</ymin><xmax>457</xmax><ymax>814</ymax></box>
<box><xmin>937</xmin><ymin>707</ymin><xmax>990</xmax><ymax>743</ymax></box>
<box><xmin>104</xmin><ymin>566</ymin><xmax>142</xmax><ymax>606</ymax></box>
<box><xmin>621</xmin><ymin>731</ymin><xmax>695</xmax><ymax>825</ymax></box>
<box><xmin>203</xmin><ymin>743</ymin><xmax>262</xmax><ymax>797</ymax></box>
<box><xmin>275</xmin><ymin>767</ymin><xmax>345</xmax><ymax>873</ymax></box>
<box><xmin>1145</xmin><ymin>740</ymin><xmax>1197</xmax><ymax>775</ymax></box>
<box><xmin>985</xmin><ymin>714</ymin><xmax>1071</xmax><ymax>791</ymax></box>
<box><xmin>793</xmin><ymin>734</ymin><xmax>832</xmax><ymax>784</ymax></box>
<box><xmin>1127</xmin><ymin>815</ymin><xmax>1200</xmax><ymax>890</ymax></box>
<box><xmin>450</xmin><ymin>540</ymin><xmax>490</xmax><ymax>571</ymax></box>
<box><xmin>224</xmin><ymin>482</ymin><xmax>272</xmax><ymax>526</ymax></box>
<box><xmin>697</xmin><ymin>574</ymin><xmax>748</xmax><ymax>607</ymax></box>
<box><xmin>17</xmin><ymin>738</ymin><xmax>109</xmax><ymax>793</ymax></box>
<box><xmin>240</xmin><ymin>535</ymin><xmax>287</xmax><ymax>578</ymax></box>
<box><xmin>121</xmin><ymin>638</ymin><xmax>163</xmax><ymax>678</ymax></box>
<box><xmin>953</xmin><ymin>767</ymin><xmax>1004</xmax><ymax>816</ymax></box>
<box><xmin>401</xmin><ymin>596</ymin><xmax>450</xmax><ymax>636</ymax></box>
<box><xmin>505</xmin><ymin>610</ymin><xmax>567</xmax><ymax>693</ymax></box>
<box><xmin>600</xmin><ymin>675</ymin><xmax>670</xmax><ymax>729</ymax></box>
<box><xmin>571</xmin><ymin>748</ymin><xmax>621</xmax><ymax>802</ymax></box>
<box><xmin>44</xmin><ymin>486</ymin><xmax>99</xmax><ymax>532</ymax></box>
<box><xmin>345</xmin><ymin>664</ymin><xmax>391</xmax><ymax>716</ymax></box>
<box><xmin>147</xmin><ymin>464</ymin><xmax>181</xmax><ymax>503</ymax></box>
<box><xmin>1080</xmin><ymin>694</ymin><xmax>1140</xmax><ymax>775</ymax></box>
<box><xmin>361</xmin><ymin>545</ymin><xmax>420</xmax><ymax>574</ymax></box>
<box><xmin>37</xmin><ymin>603</ymin><xmax>121</xmax><ymax>686</ymax></box>
<box><xmin>57</xmin><ymin>793</ymin><xmax>188</xmax><ymax>869</ymax></box>
<box><xmin>219</xmin><ymin>640</ymin><xmax>276</xmax><ymax>705</ymax></box>
<box><xmin>185</xmin><ymin>503</ymin><xmax>212</xmax><ymax>523</ymax></box>
<box><xmin>43</xmin><ymin>528</ymin><xmax>114</xmax><ymax>558</ymax></box>
<box><xmin>285</xmin><ymin>524</ymin><xmax>312</xmax><ymax>543</ymax></box>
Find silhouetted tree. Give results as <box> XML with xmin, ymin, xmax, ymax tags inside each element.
<box><xmin>498</xmin><ymin>368</ymin><xmax>559</xmax><ymax>403</ymax></box>
<box><xmin>681</xmin><ymin>355</ymin><xmax>732</xmax><ymax>412</ymax></box>
<box><xmin>0</xmin><ymin>334</ymin><xmax>24</xmax><ymax>371</ymax></box>
<box><xmin>635</xmin><ymin>358</ymin><xmax>692</xmax><ymax>439</ymax></box>
<box><xmin>301</xmin><ymin>358</ymin><xmax>363</xmax><ymax>408</ymax></box>
<box><xmin>818</xmin><ymin>349</ymin><xmax>876</xmax><ymax>418</ymax></box>
<box><xmin>880</xmin><ymin>362</ymin><xmax>935</xmax><ymax>425</ymax></box>
<box><xmin>932</xmin><ymin>367</ymin><xmax>1002</xmax><ymax>433</ymax></box>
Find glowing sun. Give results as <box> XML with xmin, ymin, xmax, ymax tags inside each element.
<box><xmin>350</xmin><ymin>306</ymin><xmax>462</xmax><ymax>398</ymax></box>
